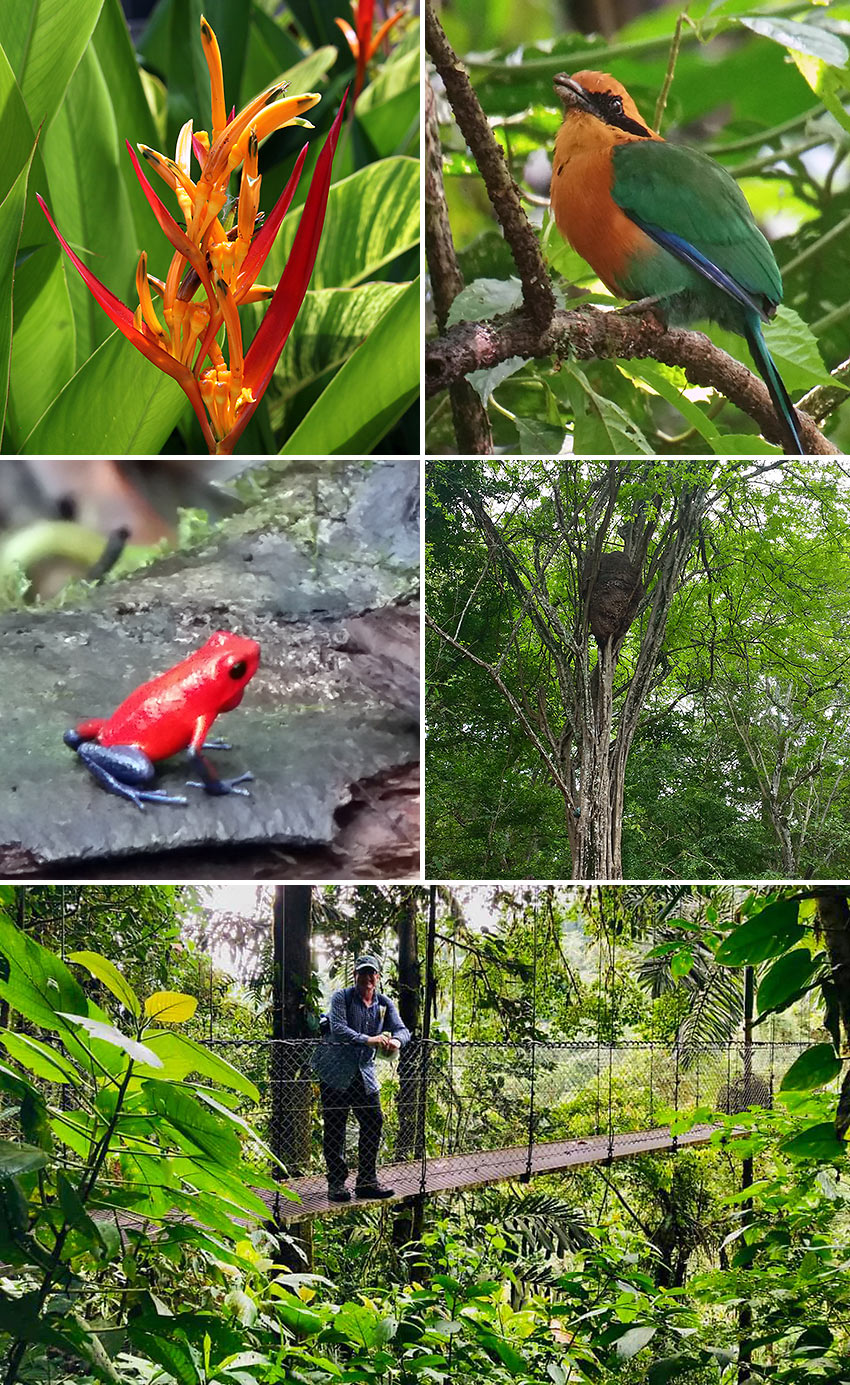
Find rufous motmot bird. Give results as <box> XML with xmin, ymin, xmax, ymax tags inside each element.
<box><xmin>550</xmin><ymin>70</ymin><xmax>803</xmax><ymax>452</ymax></box>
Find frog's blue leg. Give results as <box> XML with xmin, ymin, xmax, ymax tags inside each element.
<box><xmin>201</xmin><ymin>738</ymin><xmax>231</xmax><ymax>750</ymax></box>
<box><xmin>63</xmin><ymin>731</ymin><xmax>188</xmax><ymax>809</ymax></box>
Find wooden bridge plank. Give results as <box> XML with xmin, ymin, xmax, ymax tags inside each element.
<box><xmin>265</xmin><ymin>1124</ymin><xmax>725</xmax><ymax>1222</ymax></box>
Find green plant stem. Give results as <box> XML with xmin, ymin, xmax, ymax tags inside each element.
<box><xmin>782</xmin><ymin>210</ymin><xmax>850</xmax><ymax>278</ymax></box>
<box><xmin>702</xmin><ymin>106</ymin><xmax>820</xmax><ymax>158</ymax></box>
<box><xmin>731</xmin><ymin>138</ymin><xmax>825</xmax><ymax>179</ymax></box>
<box><xmin>654</xmin><ymin>12</ymin><xmax>695</xmax><ymax>133</ymax></box>
<box><xmin>3</xmin><ymin>1058</ymin><xmax>137</xmax><ymax>1385</ymax></box>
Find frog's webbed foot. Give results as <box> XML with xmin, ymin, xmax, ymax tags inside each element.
<box><xmin>201</xmin><ymin>738</ymin><xmax>232</xmax><ymax>750</ymax></box>
<box><xmin>76</xmin><ymin>742</ymin><xmax>188</xmax><ymax>810</ymax></box>
<box><xmin>187</xmin><ymin>771</ymin><xmax>254</xmax><ymax>797</ymax></box>
<box><xmin>186</xmin><ymin>749</ymin><xmax>253</xmax><ymax>797</ymax></box>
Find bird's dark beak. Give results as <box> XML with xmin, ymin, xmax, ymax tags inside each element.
<box><xmin>553</xmin><ymin>73</ymin><xmax>592</xmax><ymax>113</ymax></box>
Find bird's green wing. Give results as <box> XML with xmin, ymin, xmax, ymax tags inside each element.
<box><xmin>611</xmin><ymin>140</ymin><xmax>783</xmax><ymax>308</ymax></box>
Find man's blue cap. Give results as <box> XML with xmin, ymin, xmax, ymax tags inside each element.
<box><xmin>354</xmin><ymin>954</ymin><xmax>381</xmax><ymax>973</ymax></box>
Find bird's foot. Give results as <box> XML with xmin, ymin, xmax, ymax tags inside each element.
<box><xmin>619</xmin><ymin>296</ymin><xmax>667</xmax><ymax>325</ymax></box>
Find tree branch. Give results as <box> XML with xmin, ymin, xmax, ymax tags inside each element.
<box><xmin>425</xmin><ymin>74</ymin><xmax>492</xmax><ymax>453</ymax></box>
<box><xmin>425</xmin><ymin>305</ymin><xmax>835</xmax><ymax>453</ymax></box>
<box><xmin>425</xmin><ymin>612</ymin><xmax>570</xmax><ymax>797</ymax></box>
<box><xmin>425</xmin><ymin>2</ymin><xmax>555</xmax><ymax>326</ymax></box>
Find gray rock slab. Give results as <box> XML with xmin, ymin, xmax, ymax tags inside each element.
<box><xmin>0</xmin><ymin>459</ymin><xmax>420</xmax><ymax>877</ymax></box>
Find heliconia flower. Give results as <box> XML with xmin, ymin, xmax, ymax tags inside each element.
<box><xmin>37</xmin><ymin>15</ymin><xmax>347</xmax><ymax>455</ymax></box>
<box><xmin>335</xmin><ymin>0</ymin><xmax>407</xmax><ymax>103</ymax></box>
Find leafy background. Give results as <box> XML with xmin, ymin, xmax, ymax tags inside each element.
<box><xmin>0</xmin><ymin>0</ymin><xmax>419</xmax><ymax>455</ymax></box>
<box><xmin>427</xmin><ymin>0</ymin><xmax>850</xmax><ymax>455</ymax></box>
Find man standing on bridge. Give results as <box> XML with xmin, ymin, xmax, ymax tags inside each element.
<box><xmin>317</xmin><ymin>955</ymin><xmax>410</xmax><ymax>1202</ymax></box>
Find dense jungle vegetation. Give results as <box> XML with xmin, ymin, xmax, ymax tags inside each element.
<box><xmin>426</xmin><ymin>460</ymin><xmax>850</xmax><ymax>880</ymax></box>
<box><xmin>1</xmin><ymin>883</ymin><xmax>850</xmax><ymax>1383</ymax></box>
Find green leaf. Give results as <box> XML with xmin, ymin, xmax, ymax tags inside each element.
<box><xmin>0</xmin><ymin>1139</ymin><xmax>49</xmax><ymax>1176</ymax></box>
<box><xmin>50</xmin><ymin>1110</ymin><xmax>96</xmax><ymax>1158</ymax></box>
<box><xmin>715</xmin><ymin>898</ymin><xmax>803</xmax><ymax>965</ymax></box>
<box><xmin>138</xmin><ymin>1031</ymin><xmax>260</xmax><ymax>1101</ymax></box>
<box><xmin>620</xmin><ymin>359</ymin><xmax>721</xmax><ymax>445</ymax></box>
<box><xmin>280</xmin><ymin>276</ymin><xmax>418</xmax><ymax>454</ymax></box>
<box><xmin>332</xmin><ymin>1300</ymin><xmax>387</xmax><ymax>1348</ymax></box>
<box><xmin>270</xmin><ymin>281</ymin><xmax>409</xmax><ymax>432</ymax></box>
<box><xmin>0</xmin><ymin>141</ymin><xmax>35</xmax><ymax>439</ymax></box>
<box><xmin>648</xmin><ymin>1357</ymin><xmax>705</xmax><ymax>1384</ymax></box>
<box><xmin>479</xmin><ymin>1333</ymin><xmax>527</xmax><ymax>1375</ymax></box>
<box><xmin>794</xmin><ymin>53</ymin><xmax>850</xmax><ymax>138</ymax></box>
<box><xmin>58</xmin><ymin>1013</ymin><xmax>162</xmax><ymax>1067</ymax></box>
<box><xmin>268</xmin><ymin>157</ymin><xmax>420</xmax><ymax>289</ymax></box>
<box><xmin>126</xmin><ymin>1326</ymin><xmax>201</xmax><ymax>1385</ymax></box>
<box><xmin>763</xmin><ymin>307</ymin><xmax>835</xmax><ymax>392</ymax></box>
<box><xmin>468</xmin><ymin>355</ymin><xmax>527</xmax><ymax>406</ymax></box>
<box><xmin>782</xmin><ymin>1121</ymin><xmax>846</xmax><ymax>1161</ymax></box>
<box><xmin>356</xmin><ymin>45</ymin><xmax>420</xmax><ymax>158</ymax></box>
<box><xmin>757</xmin><ymin>949</ymin><xmax>821</xmax><ymax>1015</ymax></box>
<box><xmin>614</xmin><ymin>1325</ymin><xmax>657</xmax><ymax>1360</ymax></box>
<box><xmin>192</xmin><ymin>1088</ymin><xmax>284</xmax><ymax>1169</ymax></box>
<box><xmin>56</xmin><ymin>1171</ymin><xmax>107</xmax><ymax>1251</ymax></box>
<box><xmin>19</xmin><ymin>328</ymin><xmax>189</xmax><ymax>454</ymax></box>
<box><xmin>780</xmin><ymin>1044</ymin><xmax>842</xmax><ymax>1092</ymax></box>
<box><xmin>68</xmin><ymin>950</ymin><xmax>140</xmax><ymax>1016</ymax></box>
<box><xmin>0</xmin><ymin>0</ymin><xmax>106</xmax><ymax>134</ymax></box>
<box><xmin>41</xmin><ymin>38</ymin><xmax>141</xmax><ymax>368</ymax></box>
<box><xmin>0</xmin><ymin>914</ymin><xmax>94</xmax><ymax>1031</ymax></box>
<box><xmin>514</xmin><ymin>416</ymin><xmax>564</xmax><ymax>453</ymax></box>
<box><xmin>0</xmin><ymin>1059</ymin><xmax>40</xmax><ymax>1103</ymax></box>
<box><xmin>564</xmin><ymin>362</ymin><xmax>652</xmax><ymax>453</ymax></box>
<box><xmin>446</xmin><ymin>276</ymin><xmax>523</xmax><ymax>327</ymax></box>
<box><xmin>143</xmin><ymin>1081</ymin><xmax>241</xmax><ymax>1164</ymax></box>
<box><xmin>1</xmin><ymin>1030</ymin><xmax>81</xmax><ymax>1086</ymax></box>
<box><xmin>739</xmin><ymin>16</ymin><xmax>848</xmax><ymax>68</ymax></box>
<box><xmin>170</xmin><ymin>1160</ymin><xmax>272</xmax><ymax>1220</ymax></box>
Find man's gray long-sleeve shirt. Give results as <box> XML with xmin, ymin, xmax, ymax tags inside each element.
<box><xmin>323</xmin><ymin>986</ymin><xmax>411</xmax><ymax>1093</ymax></box>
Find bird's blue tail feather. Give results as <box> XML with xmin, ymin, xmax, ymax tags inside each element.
<box><xmin>745</xmin><ymin>317</ymin><xmax>803</xmax><ymax>454</ymax></box>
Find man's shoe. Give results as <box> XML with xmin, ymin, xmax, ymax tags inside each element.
<box><xmin>354</xmin><ymin>1181</ymin><xmax>395</xmax><ymax>1199</ymax></box>
<box><xmin>328</xmin><ymin>1185</ymin><xmax>351</xmax><ymax>1202</ymax></box>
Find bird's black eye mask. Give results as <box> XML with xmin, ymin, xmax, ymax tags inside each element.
<box><xmin>590</xmin><ymin>89</ymin><xmax>652</xmax><ymax>139</ymax></box>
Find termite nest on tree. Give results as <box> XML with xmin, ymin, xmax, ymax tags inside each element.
<box><xmin>583</xmin><ymin>551</ymin><xmax>644</xmax><ymax>644</ymax></box>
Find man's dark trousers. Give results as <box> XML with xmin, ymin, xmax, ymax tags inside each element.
<box><xmin>320</xmin><ymin>1072</ymin><xmax>383</xmax><ymax>1186</ymax></box>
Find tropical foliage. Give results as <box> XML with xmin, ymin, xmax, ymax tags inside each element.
<box><xmin>3</xmin><ymin>884</ymin><xmax>850</xmax><ymax>1382</ymax></box>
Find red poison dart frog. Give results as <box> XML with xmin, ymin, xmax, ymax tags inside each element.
<box><xmin>63</xmin><ymin>631</ymin><xmax>261</xmax><ymax>809</ymax></box>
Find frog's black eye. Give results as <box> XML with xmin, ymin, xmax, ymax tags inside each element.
<box><xmin>607</xmin><ymin>94</ymin><xmax>624</xmax><ymax>115</ymax></box>
<box><xmin>229</xmin><ymin>660</ymin><xmax>247</xmax><ymax>680</ymax></box>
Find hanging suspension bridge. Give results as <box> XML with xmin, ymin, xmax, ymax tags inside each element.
<box><xmin>200</xmin><ymin>1034</ymin><xmax>805</xmax><ymax>1223</ymax></box>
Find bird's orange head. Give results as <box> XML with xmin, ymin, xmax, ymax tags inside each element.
<box><xmin>552</xmin><ymin>71</ymin><xmax>660</xmax><ymax>154</ymax></box>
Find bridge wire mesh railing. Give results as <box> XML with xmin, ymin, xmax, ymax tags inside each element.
<box><xmin>198</xmin><ymin>1038</ymin><xmax>814</xmax><ymax>1185</ymax></box>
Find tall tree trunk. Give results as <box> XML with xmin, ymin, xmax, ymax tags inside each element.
<box><xmin>271</xmin><ymin>886</ymin><xmax>314</xmax><ymax>1269</ymax></box>
<box><xmin>271</xmin><ymin>885</ymin><xmax>313</xmax><ymax>1173</ymax></box>
<box><xmin>395</xmin><ymin>891</ymin><xmax>422</xmax><ymax>1161</ymax></box>
<box><xmin>738</xmin><ymin>967</ymin><xmax>755</xmax><ymax>1384</ymax></box>
<box><xmin>576</xmin><ymin>642</ymin><xmax>620</xmax><ymax>877</ymax></box>
<box><xmin>817</xmin><ymin>889</ymin><xmax>850</xmax><ymax>1044</ymax></box>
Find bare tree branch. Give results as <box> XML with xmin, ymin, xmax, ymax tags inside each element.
<box><xmin>425</xmin><ymin>75</ymin><xmax>493</xmax><ymax>454</ymax></box>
